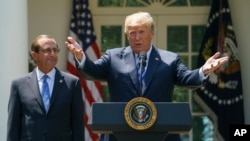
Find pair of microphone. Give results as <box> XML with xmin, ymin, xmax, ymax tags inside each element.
<box><xmin>138</xmin><ymin>51</ymin><xmax>147</xmax><ymax>71</ymax></box>
<box><xmin>138</xmin><ymin>51</ymin><xmax>147</xmax><ymax>96</ymax></box>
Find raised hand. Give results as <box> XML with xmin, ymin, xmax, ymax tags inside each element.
<box><xmin>65</xmin><ymin>37</ymin><xmax>84</xmax><ymax>61</ymax></box>
<box><xmin>202</xmin><ymin>52</ymin><xmax>229</xmax><ymax>75</ymax></box>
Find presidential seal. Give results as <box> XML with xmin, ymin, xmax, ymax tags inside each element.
<box><xmin>124</xmin><ymin>97</ymin><xmax>157</xmax><ymax>130</ymax></box>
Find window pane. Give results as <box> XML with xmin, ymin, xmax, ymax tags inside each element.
<box><xmin>126</xmin><ymin>0</ymin><xmax>187</xmax><ymax>7</ymax></box>
<box><xmin>98</xmin><ymin>0</ymin><xmax>211</xmax><ymax>7</ymax></box>
<box><xmin>192</xmin><ymin>25</ymin><xmax>206</xmax><ymax>52</ymax></box>
<box><xmin>169</xmin><ymin>0</ymin><xmax>188</xmax><ymax>6</ymax></box>
<box><xmin>98</xmin><ymin>0</ymin><xmax>124</xmax><ymax>7</ymax></box>
<box><xmin>101</xmin><ymin>26</ymin><xmax>122</xmax><ymax>52</ymax></box>
<box><xmin>126</xmin><ymin>0</ymin><xmax>144</xmax><ymax>7</ymax></box>
<box><xmin>192</xmin><ymin>94</ymin><xmax>204</xmax><ymax>112</ymax></box>
<box><xmin>192</xmin><ymin>55</ymin><xmax>198</xmax><ymax>69</ymax></box>
<box><xmin>125</xmin><ymin>36</ymin><xmax>129</xmax><ymax>47</ymax></box>
<box><xmin>180</xmin><ymin>55</ymin><xmax>189</xmax><ymax>68</ymax></box>
<box><xmin>193</xmin><ymin>116</ymin><xmax>214</xmax><ymax>141</ymax></box>
<box><xmin>190</xmin><ymin>0</ymin><xmax>212</xmax><ymax>6</ymax></box>
<box><xmin>167</xmin><ymin>26</ymin><xmax>188</xmax><ymax>52</ymax></box>
<box><xmin>173</xmin><ymin>86</ymin><xmax>188</xmax><ymax>102</ymax></box>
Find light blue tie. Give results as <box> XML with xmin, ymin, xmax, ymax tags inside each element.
<box><xmin>136</xmin><ymin>57</ymin><xmax>146</xmax><ymax>95</ymax></box>
<box><xmin>136</xmin><ymin>61</ymin><xmax>146</xmax><ymax>82</ymax></box>
<box><xmin>42</xmin><ymin>75</ymin><xmax>50</xmax><ymax>112</ymax></box>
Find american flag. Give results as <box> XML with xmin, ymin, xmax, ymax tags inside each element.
<box><xmin>67</xmin><ymin>0</ymin><xmax>103</xmax><ymax>141</ymax></box>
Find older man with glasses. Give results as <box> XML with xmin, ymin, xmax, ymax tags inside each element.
<box><xmin>7</xmin><ymin>34</ymin><xmax>85</xmax><ymax>141</ymax></box>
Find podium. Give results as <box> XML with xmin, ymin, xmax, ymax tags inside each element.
<box><xmin>88</xmin><ymin>102</ymin><xmax>192</xmax><ymax>141</ymax></box>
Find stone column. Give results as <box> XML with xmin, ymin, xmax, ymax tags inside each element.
<box><xmin>0</xmin><ymin>0</ymin><xmax>28</xmax><ymax>140</ymax></box>
<box><xmin>229</xmin><ymin>0</ymin><xmax>250</xmax><ymax>124</ymax></box>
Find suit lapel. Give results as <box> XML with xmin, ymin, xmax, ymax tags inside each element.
<box><xmin>144</xmin><ymin>47</ymin><xmax>161</xmax><ymax>92</ymax></box>
<box><xmin>28</xmin><ymin>70</ymin><xmax>45</xmax><ymax>112</ymax></box>
<box><xmin>48</xmin><ymin>69</ymin><xmax>64</xmax><ymax>113</ymax></box>
<box><xmin>123</xmin><ymin>47</ymin><xmax>141</xmax><ymax>95</ymax></box>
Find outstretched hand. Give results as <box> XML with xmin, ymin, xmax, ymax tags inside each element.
<box><xmin>202</xmin><ymin>52</ymin><xmax>229</xmax><ymax>75</ymax></box>
<box><xmin>65</xmin><ymin>37</ymin><xmax>84</xmax><ymax>61</ymax></box>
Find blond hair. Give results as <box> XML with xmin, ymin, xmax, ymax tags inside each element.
<box><xmin>124</xmin><ymin>12</ymin><xmax>155</xmax><ymax>34</ymax></box>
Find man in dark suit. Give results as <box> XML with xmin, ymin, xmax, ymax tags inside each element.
<box><xmin>65</xmin><ymin>12</ymin><xmax>228</xmax><ymax>141</ymax></box>
<box><xmin>7</xmin><ymin>35</ymin><xmax>84</xmax><ymax>141</ymax></box>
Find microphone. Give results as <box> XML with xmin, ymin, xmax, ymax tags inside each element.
<box><xmin>139</xmin><ymin>51</ymin><xmax>147</xmax><ymax>71</ymax></box>
<box><xmin>138</xmin><ymin>51</ymin><xmax>147</xmax><ymax>96</ymax></box>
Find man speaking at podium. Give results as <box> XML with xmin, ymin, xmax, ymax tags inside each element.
<box><xmin>66</xmin><ymin>11</ymin><xmax>228</xmax><ymax>141</ymax></box>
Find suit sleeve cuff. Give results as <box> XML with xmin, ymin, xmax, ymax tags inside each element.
<box><xmin>199</xmin><ymin>68</ymin><xmax>209</xmax><ymax>80</ymax></box>
<box><xmin>75</xmin><ymin>55</ymin><xmax>86</xmax><ymax>68</ymax></box>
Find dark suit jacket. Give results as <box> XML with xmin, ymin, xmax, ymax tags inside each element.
<box><xmin>7</xmin><ymin>68</ymin><xmax>84</xmax><ymax>141</ymax></box>
<box><xmin>79</xmin><ymin>46</ymin><xmax>204</xmax><ymax>141</ymax></box>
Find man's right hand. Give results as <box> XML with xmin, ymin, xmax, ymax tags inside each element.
<box><xmin>65</xmin><ymin>37</ymin><xmax>84</xmax><ymax>61</ymax></box>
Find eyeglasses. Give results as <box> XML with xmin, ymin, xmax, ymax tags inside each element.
<box><xmin>39</xmin><ymin>48</ymin><xmax>60</xmax><ymax>54</ymax></box>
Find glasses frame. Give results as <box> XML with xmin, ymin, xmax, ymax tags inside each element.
<box><xmin>39</xmin><ymin>48</ymin><xmax>60</xmax><ymax>54</ymax></box>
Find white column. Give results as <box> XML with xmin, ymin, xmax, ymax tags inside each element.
<box><xmin>0</xmin><ymin>0</ymin><xmax>28</xmax><ymax>140</ymax></box>
<box><xmin>229</xmin><ymin>0</ymin><xmax>250</xmax><ymax>124</ymax></box>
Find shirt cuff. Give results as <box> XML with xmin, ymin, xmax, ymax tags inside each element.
<box><xmin>75</xmin><ymin>55</ymin><xmax>86</xmax><ymax>68</ymax></box>
<box><xmin>199</xmin><ymin>68</ymin><xmax>208</xmax><ymax>80</ymax></box>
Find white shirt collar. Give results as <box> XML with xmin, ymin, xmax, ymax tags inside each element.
<box><xmin>36</xmin><ymin>67</ymin><xmax>56</xmax><ymax>81</ymax></box>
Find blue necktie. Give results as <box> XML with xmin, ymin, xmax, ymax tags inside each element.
<box><xmin>42</xmin><ymin>75</ymin><xmax>50</xmax><ymax>112</ymax></box>
<box><xmin>136</xmin><ymin>57</ymin><xmax>146</xmax><ymax>95</ymax></box>
<box><xmin>136</xmin><ymin>61</ymin><xmax>146</xmax><ymax>82</ymax></box>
